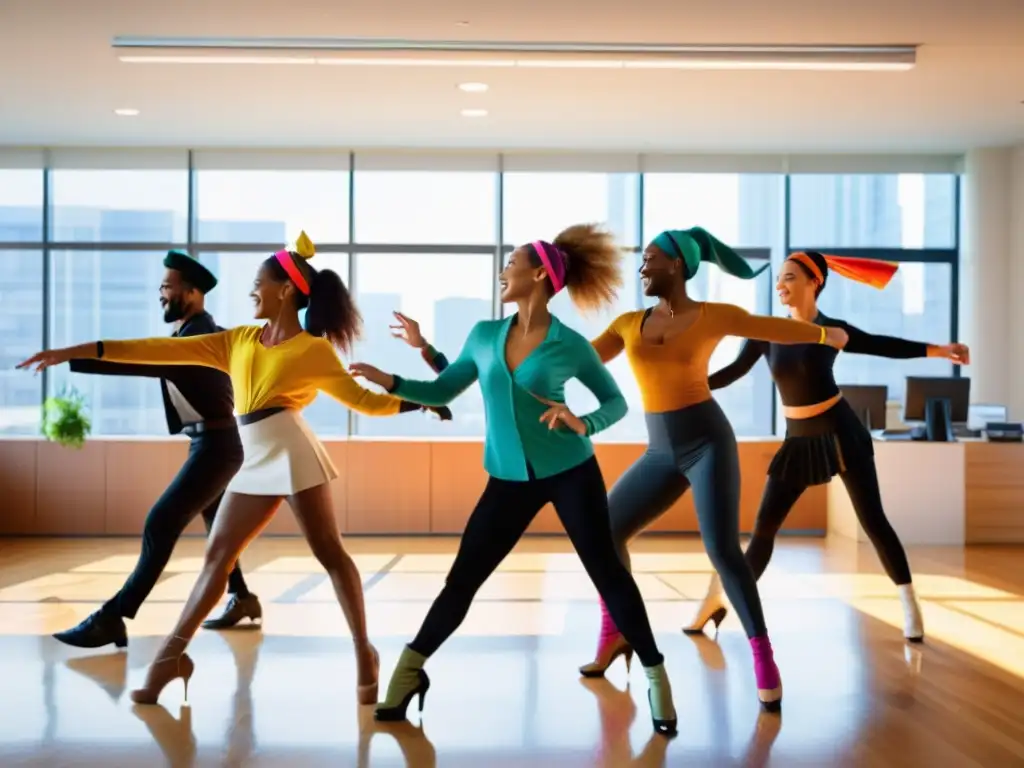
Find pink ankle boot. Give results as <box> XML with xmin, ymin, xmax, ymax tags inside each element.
<box><xmin>579</xmin><ymin>599</ymin><xmax>633</xmax><ymax>678</ymax></box>
<box><xmin>750</xmin><ymin>635</ymin><xmax>782</xmax><ymax>712</ymax></box>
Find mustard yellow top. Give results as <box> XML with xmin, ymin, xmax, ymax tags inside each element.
<box><xmin>592</xmin><ymin>302</ymin><xmax>825</xmax><ymax>414</ymax></box>
<box><xmin>100</xmin><ymin>326</ymin><xmax>403</xmax><ymax>417</ymax></box>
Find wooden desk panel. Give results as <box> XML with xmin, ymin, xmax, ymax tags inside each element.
<box><xmin>965</xmin><ymin>441</ymin><xmax>1024</xmax><ymax>543</ymax></box>
<box><xmin>0</xmin><ymin>438</ymin><xmax>828</xmax><ymax>536</ymax></box>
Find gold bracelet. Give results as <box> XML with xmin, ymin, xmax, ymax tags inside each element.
<box><xmin>819</xmin><ymin>326</ymin><xmax>827</xmax><ymax>344</ymax></box>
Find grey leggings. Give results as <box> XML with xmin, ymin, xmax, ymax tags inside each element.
<box><xmin>609</xmin><ymin>399</ymin><xmax>768</xmax><ymax>639</ymax></box>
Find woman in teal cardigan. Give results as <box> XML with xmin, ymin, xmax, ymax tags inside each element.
<box><xmin>350</xmin><ymin>224</ymin><xmax>678</xmax><ymax>737</ymax></box>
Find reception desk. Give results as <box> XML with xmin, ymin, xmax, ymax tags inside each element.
<box><xmin>0</xmin><ymin>437</ymin><xmax>826</xmax><ymax>537</ymax></box>
<box><xmin>828</xmin><ymin>439</ymin><xmax>1024</xmax><ymax>545</ymax></box>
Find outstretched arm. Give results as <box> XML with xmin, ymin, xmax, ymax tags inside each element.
<box><xmin>17</xmin><ymin>331</ymin><xmax>236</xmax><ymax>374</ymax></box>
<box><xmin>69</xmin><ymin>359</ymin><xmax>172</xmax><ymax>379</ymax></box>
<box><xmin>714</xmin><ymin>303</ymin><xmax>845</xmax><ymax>348</ymax></box>
<box><xmin>841</xmin><ymin>321</ymin><xmax>969</xmax><ymax>363</ymax></box>
<box><xmin>308</xmin><ymin>342</ymin><xmax>409</xmax><ymax>417</ymax></box>
<box><xmin>351</xmin><ymin>325</ymin><xmax>482</xmax><ymax>408</ymax></box>
<box><xmin>100</xmin><ymin>332</ymin><xmax>234</xmax><ymax>371</ymax></box>
<box><xmin>708</xmin><ymin>339</ymin><xmax>767</xmax><ymax>390</ymax></box>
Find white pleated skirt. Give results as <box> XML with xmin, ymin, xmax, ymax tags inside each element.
<box><xmin>227</xmin><ymin>409</ymin><xmax>338</xmax><ymax>496</ymax></box>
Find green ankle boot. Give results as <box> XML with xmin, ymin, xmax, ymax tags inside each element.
<box><xmin>374</xmin><ymin>646</ymin><xmax>431</xmax><ymax>722</ymax></box>
<box><xmin>644</xmin><ymin>663</ymin><xmax>678</xmax><ymax>737</ymax></box>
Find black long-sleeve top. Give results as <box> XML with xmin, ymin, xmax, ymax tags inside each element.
<box><xmin>708</xmin><ymin>312</ymin><xmax>930</xmax><ymax>407</ymax></box>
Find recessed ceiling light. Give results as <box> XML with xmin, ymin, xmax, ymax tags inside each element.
<box><xmin>461</xmin><ymin>108</ymin><xmax>487</xmax><ymax>118</ymax></box>
<box><xmin>456</xmin><ymin>21</ymin><xmax>470</xmax><ymax>26</ymax></box>
<box><xmin>458</xmin><ymin>82</ymin><xmax>488</xmax><ymax>93</ymax></box>
<box><xmin>114</xmin><ymin>108</ymin><xmax>140</xmax><ymax>116</ymax></box>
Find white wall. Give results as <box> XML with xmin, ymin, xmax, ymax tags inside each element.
<box><xmin>961</xmin><ymin>146</ymin><xmax>1024</xmax><ymax>419</ymax></box>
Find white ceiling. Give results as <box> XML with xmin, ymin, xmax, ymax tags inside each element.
<box><xmin>1</xmin><ymin>0</ymin><xmax>1023</xmax><ymax>152</ymax></box>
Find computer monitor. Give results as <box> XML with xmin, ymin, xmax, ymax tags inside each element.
<box><xmin>839</xmin><ymin>385</ymin><xmax>888</xmax><ymax>431</ymax></box>
<box><xmin>904</xmin><ymin>376</ymin><xmax>970</xmax><ymax>424</ymax></box>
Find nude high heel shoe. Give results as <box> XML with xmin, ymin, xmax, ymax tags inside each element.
<box><xmin>683</xmin><ymin>574</ymin><xmax>728</xmax><ymax>635</ymax></box>
<box><xmin>579</xmin><ymin>599</ymin><xmax>633</xmax><ymax>678</ymax></box>
<box><xmin>130</xmin><ymin>637</ymin><xmax>195</xmax><ymax>706</ymax></box>
<box><xmin>358</xmin><ymin>644</ymin><xmax>380</xmax><ymax>705</ymax></box>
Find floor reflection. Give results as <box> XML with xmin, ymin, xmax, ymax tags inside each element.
<box><xmin>0</xmin><ymin>536</ymin><xmax>1021</xmax><ymax>766</ymax></box>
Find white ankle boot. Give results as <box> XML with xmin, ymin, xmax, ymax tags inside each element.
<box><xmin>898</xmin><ymin>583</ymin><xmax>924</xmax><ymax>642</ymax></box>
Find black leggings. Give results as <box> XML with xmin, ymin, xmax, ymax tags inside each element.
<box><xmin>608</xmin><ymin>399</ymin><xmax>768</xmax><ymax>639</ymax></box>
<box><xmin>410</xmin><ymin>456</ymin><xmax>664</xmax><ymax>668</ymax></box>
<box><xmin>746</xmin><ymin>455</ymin><xmax>913</xmax><ymax>585</ymax></box>
<box><xmin>102</xmin><ymin>430</ymin><xmax>249</xmax><ymax>619</ymax></box>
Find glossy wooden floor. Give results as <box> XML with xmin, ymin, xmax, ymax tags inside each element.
<box><xmin>1</xmin><ymin>535</ymin><xmax>1023</xmax><ymax>767</ymax></box>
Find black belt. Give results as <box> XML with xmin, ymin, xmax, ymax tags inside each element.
<box><xmin>180</xmin><ymin>417</ymin><xmax>237</xmax><ymax>437</ymax></box>
<box><xmin>237</xmin><ymin>406</ymin><xmax>287</xmax><ymax>427</ymax></box>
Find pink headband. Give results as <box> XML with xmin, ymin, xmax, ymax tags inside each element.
<box><xmin>531</xmin><ymin>240</ymin><xmax>567</xmax><ymax>293</ymax></box>
<box><xmin>274</xmin><ymin>250</ymin><xmax>310</xmax><ymax>295</ymax></box>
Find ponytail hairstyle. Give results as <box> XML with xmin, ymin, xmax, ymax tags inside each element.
<box><xmin>264</xmin><ymin>231</ymin><xmax>363</xmax><ymax>355</ymax></box>
<box><xmin>787</xmin><ymin>250</ymin><xmax>900</xmax><ymax>298</ymax></box>
<box><xmin>525</xmin><ymin>223</ymin><xmax>623</xmax><ymax>313</ymax></box>
<box><xmin>787</xmin><ymin>250</ymin><xmax>831</xmax><ymax>298</ymax></box>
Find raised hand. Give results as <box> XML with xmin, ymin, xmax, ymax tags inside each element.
<box><xmin>389</xmin><ymin>312</ymin><xmax>425</xmax><ymax>349</ymax></box>
<box><xmin>349</xmin><ymin>362</ymin><xmax>395</xmax><ymax>391</ymax></box>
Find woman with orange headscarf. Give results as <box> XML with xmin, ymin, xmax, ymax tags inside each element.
<box><xmin>685</xmin><ymin>250</ymin><xmax>969</xmax><ymax>644</ymax></box>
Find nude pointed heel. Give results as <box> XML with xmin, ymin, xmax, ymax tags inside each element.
<box><xmin>683</xmin><ymin>575</ymin><xmax>728</xmax><ymax>635</ymax></box>
<box><xmin>357</xmin><ymin>644</ymin><xmax>380</xmax><ymax>705</ymax></box>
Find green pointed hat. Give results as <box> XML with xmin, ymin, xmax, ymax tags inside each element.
<box><xmin>650</xmin><ymin>227</ymin><xmax>767</xmax><ymax>280</ymax></box>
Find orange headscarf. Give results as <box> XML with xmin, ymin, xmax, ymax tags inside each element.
<box><xmin>786</xmin><ymin>251</ymin><xmax>899</xmax><ymax>290</ymax></box>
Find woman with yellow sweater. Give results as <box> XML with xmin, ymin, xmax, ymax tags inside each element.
<box><xmin>18</xmin><ymin>232</ymin><xmax>437</xmax><ymax>707</ymax></box>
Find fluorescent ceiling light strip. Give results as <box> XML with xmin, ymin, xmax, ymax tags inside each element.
<box><xmin>112</xmin><ymin>36</ymin><xmax>916</xmax><ymax>58</ymax></box>
<box><xmin>118</xmin><ymin>54</ymin><xmax>913</xmax><ymax>71</ymax></box>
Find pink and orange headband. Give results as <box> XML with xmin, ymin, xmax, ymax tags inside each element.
<box><xmin>530</xmin><ymin>240</ymin><xmax>567</xmax><ymax>293</ymax></box>
<box><xmin>787</xmin><ymin>251</ymin><xmax>899</xmax><ymax>290</ymax></box>
<box><xmin>274</xmin><ymin>231</ymin><xmax>316</xmax><ymax>295</ymax></box>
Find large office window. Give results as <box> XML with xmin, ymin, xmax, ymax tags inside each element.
<box><xmin>195</xmin><ymin>170</ymin><xmax>350</xmax><ymax>244</ymax></box>
<box><xmin>200</xmin><ymin>251</ymin><xmax>354</xmax><ymax>436</ymax></box>
<box><xmin>502</xmin><ymin>172</ymin><xmax>639</xmax><ymax>248</ymax></box>
<box><xmin>350</xmin><ymin>252</ymin><xmax>493</xmax><ymax>437</ymax></box>
<box><xmin>48</xmin><ymin>251</ymin><xmax>171</xmax><ymax>435</ymax></box>
<box><xmin>0</xmin><ymin>169</ymin><xmax>44</xmax><ymax>241</ymax></box>
<box><xmin>502</xmin><ymin>172</ymin><xmax>641</xmax><ymax>440</ymax></box>
<box><xmin>0</xmin><ymin>251</ymin><xmax>43</xmax><ymax>435</ymax></box>
<box><xmin>789</xmin><ymin>174</ymin><xmax>956</xmax><ymax>249</ymax></box>
<box><xmin>50</xmin><ymin>170</ymin><xmax>188</xmax><ymax>243</ymax></box>
<box><xmin>819</xmin><ymin>262</ymin><xmax>955</xmax><ymax>404</ymax></box>
<box><xmin>786</xmin><ymin>173</ymin><xmax>960</xmax><ymax>412</ymax></box>
<box><xmin>642</xmin><ymin>173</ymin><xmax>781</xmax><ymax>437</ymax></box>
<box><xmin>354</xmin><ymin>171</ymin><xmax>496</xmax><ymax>244</ymax></box>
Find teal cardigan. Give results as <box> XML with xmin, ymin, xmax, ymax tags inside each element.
<box><xmin>391</xmin><ymin>314</ymin><xmax>627</xmax><ymax>481</ymax></box>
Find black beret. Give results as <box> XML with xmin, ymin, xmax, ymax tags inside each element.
<box><xmin>163</xmin><ymin>250</ymin><xmax>218</xmax><ymax>294</ymax></box>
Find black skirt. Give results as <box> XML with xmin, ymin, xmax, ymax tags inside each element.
<box><xmin>768</xmin><ymin>398</ymin><xmax>874</xmax><ymax>486</ymax></box>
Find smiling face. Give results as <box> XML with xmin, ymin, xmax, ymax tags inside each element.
<box><xmin>251</xmin><ymin>259</ymin><xmax>296</xmax><ymax>320</ymax></box>
<box><xmin>159</xmin><ymin>268</ymin><xmax>197</xmax><ymax>323</ymax></box>
<box><xmin>499</xmin><ymin>246</ymin><xmax>548</xmax><ymax>304</ymax></box>
<box><xmin>776</xmin><ymin>259</ymin><xmax>819</xmax><ymax>308</ymax></box>
<box><xmin>639</xmin><ymin>244</ymin><xmax>681</xmax><ymax>298</ymax></box>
